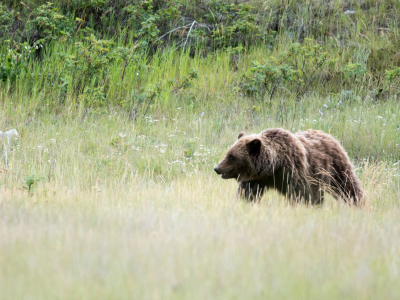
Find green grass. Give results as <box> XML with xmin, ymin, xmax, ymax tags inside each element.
<box><xmin>1</xmin><ymin>89</ymin><xmax>400</xmax><ymax>299</ymax></box>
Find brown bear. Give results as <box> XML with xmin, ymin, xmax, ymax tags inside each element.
<box><xmin>214</xmin><ymin>128</ymin><xmax>364</xmax><ymax>205</ymax></box>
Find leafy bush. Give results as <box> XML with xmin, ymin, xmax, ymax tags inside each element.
<box><xmin>79</xmin><ymin>86</ymin><xmax>107</xmax><ymax>108</ymax></box>
<box><xmin>0</xmin><ymin>3</ymin><xmax>18</xmax><ymax>38</ymax></box>
<box><xmin>61</xmin><ymin>35</ymin><xmax>116</xmax><ymax>80</ymax></box>
<box><xmin>385</xmin><ymin>67</ymin><xmax>400</xmax><ymax>84</ymax></box>
<box><xmin>27</xmin><ymin>2</ymin><xmax>76</xmax><ymax>45</ymax></box>
<box><xmin>56</xmin><ymin>35</ymin><xmax>141</xmax><ymax>107</ymax></box>
<box><xmin>342</xmin><ymin>63</ymin><xmax>366</xmax><ymax>82</ymax></box>
<box><xmin>384</xmin><ymin>66</ymin><xmax>400</xmax><ymax>98</ymax></box>
<box><xmin>123</xmin><ymin>0</ymin><xmax>181</xmax><ymax>46</ymax></box>
<box><xmin>0</xmin><ymin>42</ymin><xmax>32</xmax><ymax>82</ymax></box>
<box><xmin>242</xmin><ymin>39</ymin><xmax>334</xmax><ymax>102</ymax></box>
<box><xmin>242</xmin><ymin>60</ymin><xmax>299</xmax><ymax>102</ymax></box>
<box><xmin>205</xmin><ymin>0</ymin><xmax>259</xmax><ymax>48</ymax></box>
<box><xmin>179</xmin><ymin>0</ymin><xmax>260</xmax><ymax>52</ymax></box>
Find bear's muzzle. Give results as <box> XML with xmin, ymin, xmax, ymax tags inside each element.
<box><xmin>214</xmin><ymin>166</ymin><xmax>233</xmax><ymax>179</ymax></box>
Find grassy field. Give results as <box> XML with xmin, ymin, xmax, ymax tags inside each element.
<box><xmin>1</xmin><ymin>175</ymin><xmax>400</xmax><ymax>299</ymax></box>
<box><xmin>1</xmin><ymin>0</ymin><xmax>400</xmax><ymax>299</ymax></box>
<box><xmin>1</xmin><ymin>90</ymin><xmax>400</xmax><ymax>299</ymax></box>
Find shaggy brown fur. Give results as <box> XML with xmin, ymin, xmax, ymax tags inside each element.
<box><xmin>214</xmin><ymin>128</ymin><xmax>363</xmax><ymax>205</ymax></box>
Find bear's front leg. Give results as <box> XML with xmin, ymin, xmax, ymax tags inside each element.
<box><xmin>237</xmin><ymin>180</ymin><xmax>265</xmax><ymax>202</ymax></box>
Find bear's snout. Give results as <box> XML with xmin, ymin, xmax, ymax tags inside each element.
<box><xmin>214</xmin><ymin>167</ymin><xmax>222</xmax><ymax>175</ymax></box>
<box><xmin>214</xmin><ymin>165</ymin><xmax>235</xmax><ymax>179</ymax></box>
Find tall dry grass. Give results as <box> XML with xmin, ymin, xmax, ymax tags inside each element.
<box><xmin>1</xmin><ymin>165</ymin><xmax>399</xmax><ymax>300</ymax></box>
<box><xmin>0</xmin><ymin>104</ymin><xmax>399</xmax><ymax>299</ymax></box>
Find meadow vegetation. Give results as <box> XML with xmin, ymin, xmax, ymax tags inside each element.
<box><xmin>1</xmin><ymin>0</ymin><xmax>400</xmax><ymax>299</ymax></box>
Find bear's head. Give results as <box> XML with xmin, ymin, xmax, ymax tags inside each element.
<box><xmin>214</xmin><ymin>132</ymin><xmax>272</xmax><ymax>181</ymax></box>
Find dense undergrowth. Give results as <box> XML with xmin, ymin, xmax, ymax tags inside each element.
<box><xmin>1</xmin><ymin>0</ymin><xmax>400</xmax><ymax>111</ymax></box>
<box><xmin>0</xmin><ymin>1</ymin><xmax>399</xmax><ymax>151</ymax></box>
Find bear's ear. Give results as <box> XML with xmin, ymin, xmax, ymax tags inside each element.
<box><xmin>247</xmin><ymin>139</ymin><xmax>262</xmax><ymax>155</ymax></box>
<box><xmin>238</xmin><ymin>132</ymin><xmax>246</xmax><ymax>139</ymax></box>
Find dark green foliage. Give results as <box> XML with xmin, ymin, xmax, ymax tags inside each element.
<box><xmin>27</xmin><ymin>2</ymin><xmax>76</xmax><ymax>45</ymax></box>
<box><xmin>1</xmin><ymin>0</ymin><xmax>400</xmax><ymax>112</ymax></box>
<box><xmin>384</xmin><ymin>66</ymin><xmax>400</xmax><ymax>98</ymax></box>
<box><xmin>0</xmin><ymin>3</ymin><xmax>18</xmax><ymax>37</ymax></box>
<box><xmin>385</xmin><ymin>67</ymin><xmax>400</xmax><ymax>84</ymax></box>
<box><xmin>123</xmin><ymin>0</ymin><xmax>181</xmax><ymax>45</ymax></box>
<box><xmin>0</xmin><ymin>42</ymin><xmax>32</xmax><ymax>82</ymax></box>
<box><xmin>55</xmin><ymin>34</ymin><xmax>141</xmax><ymax>108</ymax></box>
<box><xmin>342</xmin><ymin>63</ymin><xmax>367</xmax><ymax>81</ymax></box>
<box><xmin>205</xmin><ymin>0</ymin><xmax>259</xmax><ymax>48</ymax></box>
<box><xmin>243</xmin><ymin>60</ymin><xmax>299</xmax><ymax>102</ymax></box>
<box><xmin>242</xmin><ymin>39</ymin><xmax>335</xmax><ymax>102</ymax></box>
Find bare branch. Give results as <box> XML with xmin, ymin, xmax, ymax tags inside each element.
<box><xmin>154</xmin><ymin>25</ymin><xmax>192</xmax><ymax>43</ymax></box>
<box><xmin>182</xmin><ymin>21</ymin><xmax>197</xmax><ymax>54</ymax></box>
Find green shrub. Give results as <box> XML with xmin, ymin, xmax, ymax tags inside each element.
<box><xmin>384</xmin><ymin>66</ymin><xmax>400</xmax><ymax>98</ymax></box>
<box><xmin>242</xmin><ymin>60</ymin><xmax>299</xmax><ymax>103</ymax></box>
<box><xmin>385</xmin><ymin>67</ymin><xmax>400</xmax><ymax>84</ymax></box>
<box><xmin>242</xmin><ymin>39</ymin><xmax>334</xmax><ymax>102</ymax></box>
<box><xmin>0</xmin><ymin>42</ymin><xmax>32</xmax><ymax>82</ymax></box>
<box><xmin>123</xmin><ymin>0</ymin><xmax>181</xmax><ymax>46</ymax></box>
<box><xmin>205</xmin><ymin>0</ymin><xmax>259</xmax><ymax>49</ymax></box>
<box><xmin>185</xmin><ymin>0</ymin><xmax>259</xmax><ymax>51</ymax></box>
<box><xmin>79</xmin><ymin>85</ymin><xmax>107</xmax><ymax>109</ymax></box>
<box><xmin>56</xmin><ymin>35</ymin><xmax>141</xmax><ymax>107</ymax></box>
<box><xmin>0</xmin><ymin>3</ymin><xmax>18</xmax><ymax>38</ymax></box>
<box><xmin>27</xmin><ymin>2</ymin><xmax>76</xmax><ymax>45</ymax></box>
<box><xmin>342</xmin><ymin>63</ymin><xmax>367</xmax><ymax>82</ymax></box>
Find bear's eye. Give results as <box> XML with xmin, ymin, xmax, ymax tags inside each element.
<box><xmin>228</xmin><ymin>155</ymin><xmax>235</xmax><ymax>161</ymax></box>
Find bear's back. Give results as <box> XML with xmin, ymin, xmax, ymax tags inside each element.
<box><xmin>295</xmin><ymin>129</ymin><xmax>344</xmax><ymax>155</ymax></box>
<box><xmin>295</xmin><ymin>129</ymin><xmax>354</xmax><ymax>180</ymax></box>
